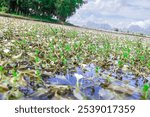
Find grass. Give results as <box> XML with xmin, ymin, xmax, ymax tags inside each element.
<box><xmin>0</xmin><ymin>12</ymin><xmax>73</xmax><ymax>26</ymax></box>
<box><xmin>0</xmin><ymin>16</ymin><xmax>150</xmax><ymax>99</ymax></box>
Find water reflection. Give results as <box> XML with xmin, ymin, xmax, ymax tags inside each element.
<box><xmin>0</xmin><ymin>64</ymin><xmax>149</xmax><ymax>100</ymax></box>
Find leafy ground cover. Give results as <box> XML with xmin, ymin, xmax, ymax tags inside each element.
<box><xmin>0</xmin><ymin>16</ymin><xmax>150</xmax><ymax>100</ymax></box>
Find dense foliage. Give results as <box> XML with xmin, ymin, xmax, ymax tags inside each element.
<box><xmin>0</xmin><ymin>0</ymin><xmax>84</xmax><ymax>21</ymax></box>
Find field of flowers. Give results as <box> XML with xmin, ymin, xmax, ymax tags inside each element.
<box><xmin>0</xmin><ymin>16</ymin><xmax>150</xmax><ymax>100</ymax></box>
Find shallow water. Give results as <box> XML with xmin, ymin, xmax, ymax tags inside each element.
<box><xmin>0</xmin><ymin>64</ymin><xmax>148</xmax><ymax>100</ymax></box>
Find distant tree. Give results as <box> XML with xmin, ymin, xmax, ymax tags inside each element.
<box><xmin>0</xmin><ymin>0</ymin><xmax>85</xmax><ymax>22</ymax></box>
<box><xmin>17</xmin><ymin>0</ymin><xmax>31</xmax><ymax>15</ymax></box>
<box><xmin>0</xmin><ymin>0</ymin><xmax>8</xmax><ymax>7</ymax></box>
<box><xmin>27</xmin><ymin>0</ymin><xmax>56</xmax><ymax>16</ymax></box>
<box><xmin>55</xmin><ymin>0</ymin><xmax>84</xmax><ymax>22</ymax></box>
<box><xmin>39</xmin><ymin>0</ymin><xmax>55</xmax><ymax>16</ymax></box>
<box><xmin>114</xmin><ymin>28</ymin><xmax>119</xmax><ymax>32</ymax></box>
<box><xmin>0</xmin><ymin>0</ymin><xmax>9</xmax><ymax>12</ymax></box>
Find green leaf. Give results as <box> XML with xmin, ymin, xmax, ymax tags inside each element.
<box><xmin>147</xmin><ymin>62</ymin><xmax>150</xmax><ymax>68</ymax></box>
<box><xmin>13</xmin><ymin>71</ymin><xmax>18</xmax><ymax>77</ymax></box>
<box><xmin>143</xmin><ymin>83</ymin><xmax>150</xmax><ymax>92</ymax></box>
<box><xmin>95</xmin><ymin>66</ymin><xmax>100</xmax><ymax>73</ymax></box>
<box><xmin>35</xmin><ymin>49</ymin><xmax>39</xmax><ymax>54</ymax></box>
<box><xmin>0</xmin><ymin>66</ymin><xmax>4</xmax><ymax>71</ymax></box>
<box><xmin>36</xmin><ymin>70</ymin><xmax>41</xmax><ymax>76</ymax></box>
<box><xmin>35</xmin><ymin>57</ymin><xmax>39</xmax><ymax>63</ymax></box>
<box><xmin>63</xmin><ymin>58</ymin><xmax>67</xmax><ymax>65</ymax></box>
<box><xmin>118</xmin><ymin>60</ymin><xmax>124</xmax><ymax>67</ymax></box>
<box><xmin>65</xmin><ymin>44</ymin><xmax>71</xmax><ymax>52</ymax></box>
<box><xmin>123</xmin><ymin>52</ymin><xmax>129</xmax><ymax>58</ymax></box>
<box><xmin>127</xmin><ymin>48</ymin><xmax>131</xmax><ymax>53</ymax></box>
<box><xmin>140</xmin><ymin>56</ymin><xmax>145</xmax><ymax>61</ymax></box>
<box><xmin>49</xmin><ymin>42</ymin><xmax>54</xmax><ymax>50</ymax></box>
<box><xmin>74</xmin><ymin>43</ymin><xmax>78</xmax><ymax>49</ymax></box>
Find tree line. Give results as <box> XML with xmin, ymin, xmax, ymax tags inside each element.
<box><xmin>0</xmin><ymin>0</ymin><xmax>85</xmax><ymax>21</ymax></box>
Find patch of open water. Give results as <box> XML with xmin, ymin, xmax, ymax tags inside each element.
<box><xmin>0</xmin><ymin>64</ymin><xmax>149</xmax><ymax>100</ymax></box>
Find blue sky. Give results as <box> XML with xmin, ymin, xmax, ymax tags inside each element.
<box><xmin>68</xmin><ymin>0</ymin><xmax>150</xmax><ymax>31</ymax></box>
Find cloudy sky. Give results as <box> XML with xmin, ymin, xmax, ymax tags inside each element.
<box><xmin>68</xmin><ymin>0</ymin><xmax>150</xmax><ymax>33</ymax></box>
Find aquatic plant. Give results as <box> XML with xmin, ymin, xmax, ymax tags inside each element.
<box><xmin>142</xmin><ymin>83</ymin><xmax>150</xmax><ymax>99</ymax></box>
<box><xmin>0</xmin><ymin>16</ymin><xmax>149</xmax><ymax>100</ymax></box>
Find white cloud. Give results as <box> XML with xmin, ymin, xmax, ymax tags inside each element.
<box><xmin>129</xmin><ymin>0</ymin><xmax>150</xmax><ymax>9</ymax></box>
<box><xmin>129</xmin><ymin>20</ymin><xmax>150</xmax><ymax>29</ymax></box>
<box><xmin>68</xmin><ymin>0</ymin><xmax>150</xmax><ymax>32</ymax></box>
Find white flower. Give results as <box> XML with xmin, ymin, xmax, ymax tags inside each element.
<box><xmin>3</xmin><ymin>49</ymin><xmax>10</xmax><ymax>53</ymax></box>
<box><xmin>36</xmin><ymin>35</ymin><xmax>40</xmax><ymax>38</ymax></box>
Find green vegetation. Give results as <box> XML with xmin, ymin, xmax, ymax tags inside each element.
<box><xmin>0</xmin><ymin>12</ymin><xmax>74</xmax><ymax>25</ymax></box>
<box><xmin>142</xmin><ymin>83</ymin><xmax>150</xmax><ymax>99</ymax></box>
<box><xmin>0</xmin><ymin>66</ymin><xmax>4</xmax><ymax>71</ymax></box>
<box><xmin>0</xmin><ymin>0</ymin><xmax>84</xmax><ymax>22</ymax></box>
<box><xmin>0</xmin><ymin>17</ymin><xmax>150</xmax><ymax>100</ymax></box>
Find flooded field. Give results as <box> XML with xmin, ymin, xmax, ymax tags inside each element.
<box><xmin>0</xmin><ymin>16</ymin><xmax>150</xmax><ymax>100</ymax></box>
